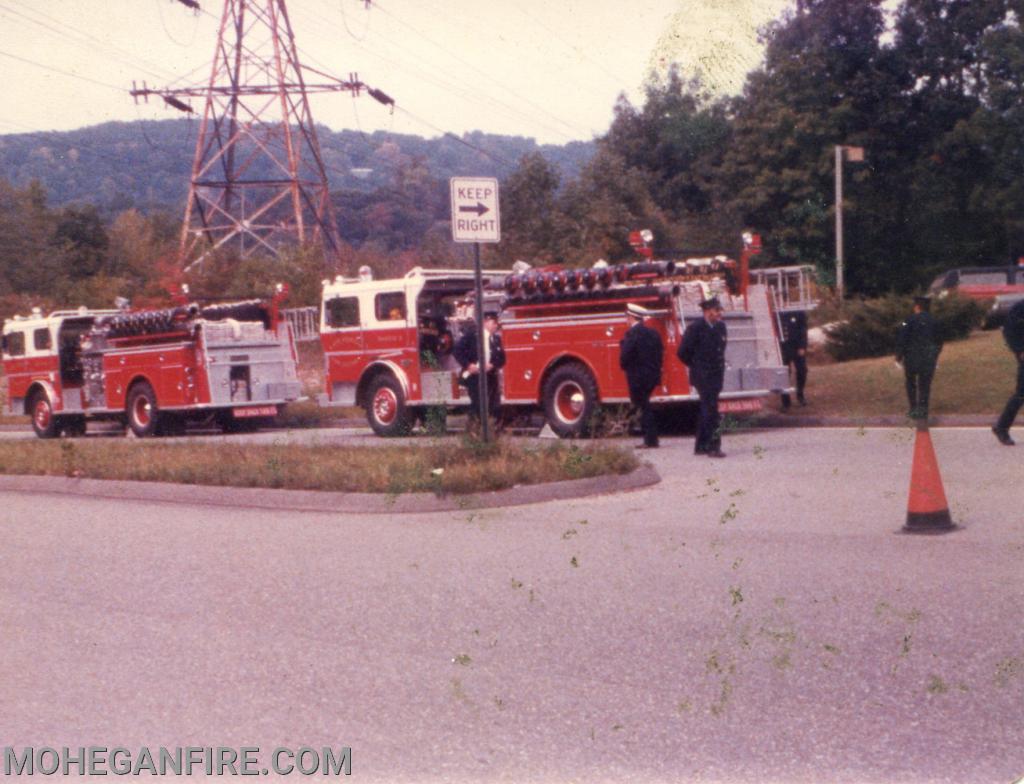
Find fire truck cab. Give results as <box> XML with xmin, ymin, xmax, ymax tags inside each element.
<box><xmin>318</xmin><ymin>266</ymin><xmax>507</xmax><ymax>436</ymax></box>
<box><xmin>2</xmin><ymin>298</ymin><xmax>302</xmax><ymax>438</ymax></box>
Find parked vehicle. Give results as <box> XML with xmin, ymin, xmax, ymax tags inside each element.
<box><xmin>318</xmin><ymin>235</ymin><xmax>792</xmax><ymax>437</ymax></box>
<box><xmin>2</xmin><ymin>290</ymin><xmax>301</xmax><ymax>438</ymax></box>
<box><xmin>929</xmin><ymin>265</ymin><xmax>1024</xmax><ymax>326</ymax></box>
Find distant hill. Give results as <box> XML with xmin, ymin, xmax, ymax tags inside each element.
<box><xmin>0</xmin><ymin>120</ymin><xmax>595</xmax><ymax>215</ymax></box>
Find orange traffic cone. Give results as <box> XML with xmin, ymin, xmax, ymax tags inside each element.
<box><xmin>903</xmin><ymin>422</ymin><xmax>955</xmax><ymax>533</ymax></box>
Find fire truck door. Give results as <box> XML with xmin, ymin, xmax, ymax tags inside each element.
<box><xmin>322</xmin><ymin>295</ymin><xmax>364</xmax><ymax>403</ymax></box>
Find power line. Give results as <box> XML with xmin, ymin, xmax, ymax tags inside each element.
<box><xmin>2</xmin><ymin>1</ymin><xmax>183</xmax><ymax>84</ymax></box>
<box><xmin>508</xmin><ymin>1</ymin><xmax>632</xmax><ymax>88</ymax></box>
<box><xmin>291</xmin><ymin>3</ymin><xmax>581</xmax><ymax>144</ymax></box>
<box><xmin>369</xmin><ymin>0</ymin><xmax>589</xmax><ymax>140</ymax></box>
<box><xmin>0</xmin><ymin>49</ymin><xmax>128</xmax><ymax>93</ymax></box>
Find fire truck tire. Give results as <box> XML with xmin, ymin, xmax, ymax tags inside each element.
<box><xmin>542</xmin><ymin>363</ymin><xmax>599</xmax><ymax>438</ymax></box>
<box><xmin>29</xmin><ymin>391</ymin><xmax>61</xmax><ymax>439</ymax></box>
<box><xmin>126</xmin><ymin>382</ymin><xmax>161</xmax><ymax>438</ymax></box>
<box><xmin>366</xmin><ymin>374</ymin><xmax>413</xmax><ymax>437</ymax></box>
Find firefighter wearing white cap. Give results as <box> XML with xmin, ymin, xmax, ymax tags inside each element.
<box><xmin>619</xmin><ymin>303</ymin><xmax>664</xmax><ymax>448</ymax></box>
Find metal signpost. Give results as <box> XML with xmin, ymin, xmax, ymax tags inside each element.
<box><xmin>834</xmin><ymin>144</ymin><xmax>865</xmax><ymax>304</ymax></box>
<box><xmin>450</xmin><ymin>177</ymin><xmax>501</xmax><ymax>441</ymax></box>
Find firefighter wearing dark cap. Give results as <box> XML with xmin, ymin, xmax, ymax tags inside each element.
<box><xmin>678</xmin><ymin>296</ymin><xmax>728</xmax><ymax>457</ymax></box>
<box><xmin>779</xmin><ymin>310</ymin><xmax>809</xmax><ymax>408</ymax></box>
<box><xmin>619</xmin><ymin>303</ymin><xmax>664</xmax><ymax>448</ymax></box>
<box><xmin>454</xmin><ymin>312</ymin><xmax>506</xmax><ymax>431</ymax></box>
<box><xmin>896</xmin><ymin>296</ymin><xmax>942</xmax><ymax>419</ymax></box>
<box><xmin>993</xmin><ymin>298</ymin><xmax>1024</xmax><ymax>445</ymax></box>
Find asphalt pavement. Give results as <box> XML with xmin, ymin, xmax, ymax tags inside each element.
<box><xmin>1</xmin><ymin>426</ymin><xmax>1023</xmax><ymax>783</ymax></box>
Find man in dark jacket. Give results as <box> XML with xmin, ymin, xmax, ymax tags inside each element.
<box><xmin>895</xmin><ymin>296</ymin><xmax>942</xmax><ymax>419</ymax></box>
<box><xmin>993</xmin><ymin>298</ymin><xmax>1024</xmax><ymax>445</ymax></box>
<box><xmin>678</xmin><ymin>297</ymin><xmax>728</xmax><ymax>457</ymax></box>
<box><xmin>454</xmin><ymin>312</ymin><xmax>506</xmax><ymax>431</ymax></box>
<box><xmin>779</xmin><ymin>310</ymin><xmax>809</xmax><ymax>408</ymax></box>
<box><xmin>619</xmin><ymin>303</ymin><xmax>664</xmax><ymax>448</ymax></box>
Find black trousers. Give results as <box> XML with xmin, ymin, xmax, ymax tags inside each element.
<box><xmin>995</xmin><ymin>356</ymin><xmax>1024</xmax><ymax>432</ymax></box>
<box><xmin>904</xmin><ymin>364</ymin><xmax>936</xmax><ymax>415</ymax></box>
<box><xmin>629</xmin><ymin>381</ymin><xmax>658</xmax><ymax>446</ymax></box>
<box><xmin>780</xmin><ymin>346</ymin><xmax>807</xmax><ymax>405</ymax></box>
<box><xmin>695</xmin><ymin>385</ymin><xmax>722</xmax><ymax>453</ymax></box>
<box><xmin>465</xmin><ymin>372</ymin><xmax>500</xmax><ymax>421</ymax></box>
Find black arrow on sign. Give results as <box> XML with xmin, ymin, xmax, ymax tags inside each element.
<box><xmin>459</xmin><ymin>202</ymin><xmax>489</xmax><ymax>216</ymax></box>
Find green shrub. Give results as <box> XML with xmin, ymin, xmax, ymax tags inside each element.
<box><xmin>824</xmin><ymin>293</ymin><xmax>984</xmax><ymax>362</ymax></box>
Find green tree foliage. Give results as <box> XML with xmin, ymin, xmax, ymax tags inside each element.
<box><xmin>497</xmin><ymin>152</ymin><xmax>562</xmax><ymax>263</ymax></box>
<box><xmin>717</xmin><ymin>0</ymin><xmax>890</xmax><ymax>278</ymax></box>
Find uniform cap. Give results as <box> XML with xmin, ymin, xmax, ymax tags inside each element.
<box><xmin>626</xmin><ymin>303</ymin><xmax>646</xmax><ymax>318</ymax></box>
<box><xmin>913</xmin><ymin>295</ymin><xmax>931</xmax><ymax>309</ymax></box>
<box><xmin>699</xmin><ymin>296</ymin><xmax>722</xmax><ymax>311</ymax></box>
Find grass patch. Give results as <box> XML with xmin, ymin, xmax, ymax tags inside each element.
<box><xmin>783</xmin><ymin>329</ymin><xmax>1017</xmax><ymax>417</ymax></box>
<box><xmin>0</xmin><ymin>439</ymin><xmax>639</xmax><ymax>495</ymax></box>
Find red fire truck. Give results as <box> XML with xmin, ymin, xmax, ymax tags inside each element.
<box><xmin>319</xmin><ymin>236</ymin><xmax>792</xmax><ymax>437</ymax></box>
<box><xmin>2</xmin><ymin>293</ymin><xmax>302</xmax><ymax>438</ymax></box>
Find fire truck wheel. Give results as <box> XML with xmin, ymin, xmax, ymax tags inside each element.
<box><xmin>126</xmin><ymin>382</ymin><xmax>161</xmax><ymax>438</ymax></box>
<box><xmin>29</xmin><ymin>392</ymin><xmax>61</xmax><ymax>439</ymax></box>
<box><xmin>366</xmin><ymin>374</ymin><xmax>413</xmax><ymax>437</ymax></box>
<box><xmin>542</xmin><ymin>363</ymin><xmax>599</xmax><ymax>438</ymax></box>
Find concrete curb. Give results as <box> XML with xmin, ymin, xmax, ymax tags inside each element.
<box><xmin>0</xmin><ymin>464</ymin><xmax>661</xmax><ymax>515</ymax></box>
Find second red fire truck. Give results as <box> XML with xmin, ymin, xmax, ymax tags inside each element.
<box><xmin>2</xmin><ymin>293</ymin><xmax>302</xmax><ymax>438</ymax></box>
<box><xmin>318</xmin><ymin>236</ymin><xmax>799</xmax><ymax>437</ymax></box>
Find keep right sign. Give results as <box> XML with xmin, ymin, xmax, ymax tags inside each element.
<box><xmin>450</xmin><ymin>177</ymin><xmax>500</xmax><ymax>243</ymax></box>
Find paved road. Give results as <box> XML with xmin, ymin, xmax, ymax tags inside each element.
<box><xmin>1</xmin><ymin>427</ymin><xmax>1022</xmax><ymax>783</ymax></box>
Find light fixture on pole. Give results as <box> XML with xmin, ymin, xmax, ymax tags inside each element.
<box><xmin>835</xmin><ymin>144</ymin><xmax>865</xmax><ymax>302</ymax></box>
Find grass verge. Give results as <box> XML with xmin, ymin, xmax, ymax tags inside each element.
<box><xmin>0</xmin><ymin>438</ymin><xmax>640</xmax><ymax>496</ymax></box>
<box><xmin>780</xmin><ymin>329</ymin><xmax>1017</xmax><ymax>418</ymax></box>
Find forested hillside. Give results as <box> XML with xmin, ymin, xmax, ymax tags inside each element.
<box><xmin>0</xmin><ymin>119</ymin><xmax>594</xmax><ymax>215</ymax></box>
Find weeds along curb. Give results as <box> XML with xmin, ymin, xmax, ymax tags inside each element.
<box><xmin>0</xmin><ymin>464</ymin><xmax>661</xmax><ymax>515</ymax></box>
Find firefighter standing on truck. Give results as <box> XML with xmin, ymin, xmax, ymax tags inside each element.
<box><xmin>454</xmin><ymin>312</ymin><xmax>506</xmax><ymax>433</ymax></box>
<box><xmin>619</xmin><ymin>303</ymin><xmax>663</xmax><ymax>449</ymax></box>
<box><xmin>678</xmin><ymin>297</ymin><xmax>728</xmax><ymax>458</ymax></box>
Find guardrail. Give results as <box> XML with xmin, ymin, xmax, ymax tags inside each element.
<box><xmin>283</xmin><ymin>306</ymin><xmax>320</xmax><ymax>342</ymax></box>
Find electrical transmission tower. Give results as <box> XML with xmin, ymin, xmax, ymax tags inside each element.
<box><xmin>132</xmin><ymin>0</ymin><xmax>391</xmax><ymax>269</ymax></box>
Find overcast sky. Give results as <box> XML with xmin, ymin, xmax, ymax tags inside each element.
<box><xmin>0</xmin><ymin>0</ymin><xmax>795</xmax><ymax>145</ymax></box>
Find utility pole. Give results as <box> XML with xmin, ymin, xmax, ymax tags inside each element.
<box><xmin>132</xmin><ymin>0</ymin><xmax>393</xmax><ymax>270</ymax></box>
<box><xmin>834</xmin><ymin>144</ymin><xmax>864</xmax><ymax>302</ymax></box>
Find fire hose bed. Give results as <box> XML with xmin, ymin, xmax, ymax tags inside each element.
<box><xmin>0</xmin><ymin>440</ymin><xmax>653</xmax><ymax>512</ymax></box>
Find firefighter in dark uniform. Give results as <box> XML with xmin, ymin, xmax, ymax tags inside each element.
<box><xmin>993</xmin><ymin>298</ymin><xmax>1024</xmax><ymax>445</ymax></box>
<box><xmin>678</xmin><ymin>297</ymin><xmax>728</xmax><ymax>458</ymax></box>
<box><xmin>779</xmin><ymin>310</ymin><xmax>809</xmax><ymax>408</ymax></box>
<box><xmin>454</xmin><ymin>312</ymin><xmax>506</xmax><ymax>430</ymax></box>
<box><xmin>895</xmin><ymin>295</ymin><xmax>942</xmax><ymax>419</ymax></box>
<box><xmin>619</xmin><ymin>303</ymin><xmax>664</xmax><ymax>448</ymax></box>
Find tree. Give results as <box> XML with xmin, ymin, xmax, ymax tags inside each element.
<box><xmin>498</xmin><ymin>152</ymin><xmax>562</xmax><ymax>263</ymax></box>
<box><xmin>716</xmin><ymin>0</ymin><xmax>892</xmax><ymax>288</ymax></box>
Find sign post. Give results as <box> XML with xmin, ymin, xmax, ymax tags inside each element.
<box><xmin>450</xmin><ymin>177</ymin><xmax>501</xmax><ymax>441</ymax></box>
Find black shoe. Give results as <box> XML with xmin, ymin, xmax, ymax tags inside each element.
<box><xmin>636</xmin><ymin>443</ymin><xmax>658</xmax><ymax>450</ymax></box>
<box><xmin>781</xmin><ymin>394</ymin><xmax>791</xmax><ymax>410</ymax></box>
<box><xmin>706</xmin><ymin>449</ymin><xmax>726</xmax><ymax>458</ymax></box>
<box><xmin>797</xmin><ymin>395</ymin><xmax>807</xmax><ymax>406</ymax></box>
<box><xmin>993</xmin><ymin>426</ymin><xmax>1015</xmax><ymax>446</ymax></box>
<box><xmin>694</xmin><ymin>446</ymin><xmax>707</xmax><ymax>455</ymax></box>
